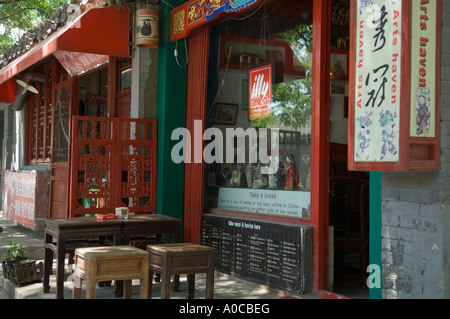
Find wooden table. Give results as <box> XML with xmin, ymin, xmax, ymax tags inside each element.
<box><xmin>43</xmin><ymin>214</ymin><xmax>181</xmax><ymax>299</ymax></box>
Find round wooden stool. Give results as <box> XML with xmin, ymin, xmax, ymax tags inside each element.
<box><xmin>146</xmin><ymin>243</ymin><xmax>214</xmax><ymax>299</ymax></box>
<box><xmin>73</xmin><ymin>245</ymin><xmax>149</xmax><ymax>299</ymax></box>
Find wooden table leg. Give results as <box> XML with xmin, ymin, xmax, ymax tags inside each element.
<box><xmin>56</xmin><ymin>241</ymin><xmax>66</xmax><ymax>299</ymax></box>
<box><xmin>174</xmin><ymin>275</ymin><xmax>180</xmax><ymax>292</ymax></box>
<box><xmin>206</xmin><ymin>268</ymin><xmax>214</xmax><ymax>299</ymax></box>
<box><xmin>187</xmin><ymin>274</ymin><xmax>195</xmax><ymax>299</ymax></box>
<box><xmin>43</xmin><ymin>234</ymin><xmax>53</xmax><ymax>293</ymax></box>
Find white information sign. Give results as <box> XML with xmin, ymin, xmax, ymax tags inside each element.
<box><xmin>217</xmin><ymin>188</ymin><xmax>310</xmax><ymax>219</ymax></box>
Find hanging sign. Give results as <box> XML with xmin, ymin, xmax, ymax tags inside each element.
<box><xmin>248</xmin><ymin>63</ymin><xmax>272</xmax><ymax>120</ymax></box>
<box><xmin>352</xmin><ymin>0</ymin><xmax>402</xmax><ymax>165</ymax></box>
<box><xmin>349</xmin><ymin>0</ymin><xmax>441</xmax><ymax>171</ymax></box>
<box><xmin>53</xmin><ymin>51</ymin><xmax>109</xmax><ymax>77</ymax></box>
<box><xmin>171</xmin><ymin>0</ymin><xmax>262</xmax><ymax>41</ymax></box>
<box><xmin>409</xmin><ymin>1</ymin><xmax>438</xmax><ymax>138</ymax></box>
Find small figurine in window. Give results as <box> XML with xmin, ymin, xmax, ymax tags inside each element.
<box><xmin>266</xmin><ymin>150</ymin><xmax>279</xmax><ymax>189</ymax></box>
<box><xmin>222</xmin><ymin>167</ymin><xmax>231</xmax><ymax>187</ymax></box>
<box><xmin>284</xmin><ymin>154</ymin><xmax>299</xmax><ymax>190</ymax></box>
<box><xmin>276</xmin><ymin>151</ymin><xmax>286</xmax><ymax>189</ymax></box>
<box><xmin>230</xmin><ymin>163</ymin><xmax>244</xmax><ymax>188</ymax></box>
<box><xmin>246</xmin><ymin>163</ymin><xmax>254</xmax><ymax>188</ymax></box>
<box><xmin>252</xmin><ymin>161</ymin><xmax>268</xmax><ymax>189</ymax></box>
<box><xmin>301</xmin><ymin>154</ymin><xmax>311</xmax><ymax>190</ymax></box>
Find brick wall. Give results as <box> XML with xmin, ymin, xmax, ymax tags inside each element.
<box><xmin>381</xmin><ymin>3</ymin><xmax>450</xmax><ymax>299</ymax></box>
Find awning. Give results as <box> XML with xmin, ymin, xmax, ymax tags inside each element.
<box><xmin>0</xmin><ymin>5</ymin><xmax>130</xmax><ymax>101</ymax></box>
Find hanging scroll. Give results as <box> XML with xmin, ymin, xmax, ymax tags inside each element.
<box><xmin>349</xmin><ymin>0</ymin><xmax>441</xmax><ymax>171</ymax></box>
<box><xmin>353</xmin><ymin>0</ymin><xmax>402</xmax><ymax>164</ymax></box>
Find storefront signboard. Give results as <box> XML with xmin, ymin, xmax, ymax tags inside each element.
<box><xmin>53</xmin><ymin>51</ymin><xmax>109</xmax><ymax>77</ymax></box>
<box><xmin>3</xmin><ymin>171</ymin><xmax>49</xmax><ymax>231</ymax></box>
<box><xmin>171</xmin><ymin>0</ymin><xmax>262</xmax><ymax>41</ymax></box>
<box><xmin>353</xmin><ymin>0</ymin><xmax>402</xmax><ymax>164</ymax></box>
<box><xmin>202</xmin><ymin>213</ymin><xmax>313</xmax><ymax>293</ymax></box>
<box><xmin>349</xmin><ymin>0</ymin><xmax>441</xmax><ymax>171</ymax></box>
<box><xmin>409</xmin><ymin>1</ymin><xmax>437</xmax><ymax>138</ymax></box>
<box><xmin>248</xmin><ymin>63</ymin><xmax>273</xmax><ymax>120</ymax></box>
<box><xmin>217</xmin><ymin>187</ymin><xmax>310</xmax><ymax>219</ymax></box>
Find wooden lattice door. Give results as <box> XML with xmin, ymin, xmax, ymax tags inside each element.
<box><xmin>69</xmin><ymin>116</ymin><xmax>157</xmax><ymax>217</ymax></box>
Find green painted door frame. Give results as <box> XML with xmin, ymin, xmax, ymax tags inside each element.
<box><xmin>156</xmin><ymin>0</ymin><xmax>187</xmax><ymax>223</ymax></box>
<box><xmin>369</xmin><ymin>172</ymin><xmax>383</xmax><ymax>299</ymax></box>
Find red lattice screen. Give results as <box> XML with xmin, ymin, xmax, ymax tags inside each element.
<box><xmin>69</xmin><ymin>116</ymin><xmax>157</xmax><ymax>217</ymax></box>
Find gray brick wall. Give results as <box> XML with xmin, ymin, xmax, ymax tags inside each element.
<box><xmin>381</xmin><ymin>3</ymin><xmax>450</xmax><ymax>299</ymax></box>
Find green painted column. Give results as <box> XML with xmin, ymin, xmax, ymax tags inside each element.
<box><xmin>369</xmin><ymin>171</ymin><xmax>383</xmax><ymax>299</ymax></box>
<box><xmin>156</xmin><ymin>0</ymin><xmax>187</xmax><ymax>221</ymax></box>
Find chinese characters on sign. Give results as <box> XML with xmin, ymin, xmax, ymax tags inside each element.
<box><xmin>171</xmin><ymin>0</ymin><xmax>262</xmax><ymax>41</ymax></box>
<box><xmin>410</xmin><ymin>0</ymin><xmax>437</xmax><ymax>138</ymax></box>
<box><xmin>354</xmin><ymin>0</ymin><xmax>402</xmax><ymax>163</ymax></box>
<box><xmin>248</xmin><ymin>64</ymin><xmax>273</xmax><ymax>120</ymax></box>
<box><xmin>3</xmin><ymin>171</ymin><xmax>37</xmax><ymax>229</ymax></box>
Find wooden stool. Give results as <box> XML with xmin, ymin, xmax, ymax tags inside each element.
<box><xmin>147</xmin><ymin>243</ymin><xmax>214</xmax><ymax>299</ymax></box>
<box><xmin>73</xmin><ymin>246</ymin><xmax>149</xmax><ymax>299</ymax></box>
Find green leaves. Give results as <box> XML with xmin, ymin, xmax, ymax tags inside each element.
<box><xmin>252</xmin><ymin>24</ymin><xmax>313</xmax><ymax>131</ymax></box>
<box><xmin>2</xmin><ymin>239</ymin><xmax>26</xmax><ymax>260</ymax></box>
<box><xmin>0</xmin><ymin>0</ymin><xmax>69</xmax><ymax>53</ymax></box>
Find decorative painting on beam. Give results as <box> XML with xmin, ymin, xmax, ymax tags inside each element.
<box><xmin>171</xmin><ymin>0</ymin><xmax>262</xmax><ymax>41</ymax></box>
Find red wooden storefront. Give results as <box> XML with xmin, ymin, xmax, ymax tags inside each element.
<box><xmin>172</xmin><ymin>0</ymin><xmax>442</xmax><ymax>297</ymax></box>
<box><xmin>0</xmin><ymin>5</ymin><xmax>158</xmax><ymax>222</ymax></box>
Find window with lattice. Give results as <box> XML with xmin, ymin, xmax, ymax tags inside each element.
<box><xmin>26</xmin><ymin>78</ymin><xmax>52</xmax><ymax>165</ymax></box>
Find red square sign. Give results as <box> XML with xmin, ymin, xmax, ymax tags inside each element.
<box><xmin>249</xmin><ymin>64</ymin><xmax>272</xmax><ymax>120</ymax></box>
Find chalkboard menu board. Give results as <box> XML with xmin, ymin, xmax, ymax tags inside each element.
<box><xmin>202</xmin><ymin>213</ymin><xmax>313</xmax><ymax>294</ymax></box>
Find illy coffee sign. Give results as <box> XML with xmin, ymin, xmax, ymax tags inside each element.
<box><xmin>249</xmin><ymin>63</ymin><xmax>273</xmax><ymax>120</ymax></box>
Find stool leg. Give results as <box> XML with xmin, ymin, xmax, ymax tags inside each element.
<box><xmin>86</xmin><ymin>279</ymin><xmax>96</xmax><ymax>299</ymax></box>
<box><xmin>187</xmin><ymin>274</ymin><xmax>195</xmax><ymax>299</ymax></box>
<box><xmin>161</xmin><ymin>271</ymin><xmax>170</xmax><ymax>299</ymax></box>
<box><xmin>140</xmin><ymin>277</ymin><xmax>149</xmax><ymax>299</ymax></box>
<box><xmin>148</xmin><ymin>269</ymin><xmax>153</xmax><ymax>299</ymax></box>
<box><xmin>123</xmin><ymin>280</ymin><xmax>132</xmax><ymax>299</ymax></box>
<box><xmin>73</xmin><ymin>275</ymin><xmax>82</xmax><ymax>299</ymax></box>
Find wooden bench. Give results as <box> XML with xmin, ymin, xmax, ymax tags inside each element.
<box><xmin>73</xmin><ymin>246</ymin><xmax>149</xmax><ymax>299</ymax></box>
<box><xmin>147</xmin><ymin>243</ymin><xmax>214</xmax><ymax>299</ymax></box>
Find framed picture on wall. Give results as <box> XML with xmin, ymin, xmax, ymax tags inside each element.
<box><xmin>214</xmin><ymin>103</ymin><xmax>238</xmax><ymax>125</ymax></box>
<box><xmin>330</xmin><ymin>50</ymin><xmax>348</xmax><ymax>80</ymax></box>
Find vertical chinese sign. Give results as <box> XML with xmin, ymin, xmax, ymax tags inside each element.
<box><xmin>249</xmin><ymin>64</ymin><xmax>273</xmax><ymax>120</ymax></box>
<box><xmin>353</xmin><ymin>0</ymin><xmax>402</xmax><ymax>164</ymax></box>
<box><xmin>409</xmin><ymin>1</ymin><xmax>437</xmax><ymax>138</ymax></box>
<box><xmin>350</xmin><ymin>0</ymin><xmax>441</xmax><ymax>171</ymax></box>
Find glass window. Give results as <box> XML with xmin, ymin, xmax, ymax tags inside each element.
<box><xmin>120</xmin><ymin>67</ymin><xmax>132</xmax><ymax>91</ymax></box>
<box><xmin>203</xmin><ymin>0</ymin><xmax>313</xmax><ymax>220</ymax></box>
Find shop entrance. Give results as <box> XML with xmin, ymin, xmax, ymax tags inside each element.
<box><xmin>326</xmin><ymin>0</ymin><xmax>369</xmax><ymax>297</ymax></box>
<box><xmin>329</xmin><ymin>143</ymin><xmax>369</xmax><ymax>297</ymax></box>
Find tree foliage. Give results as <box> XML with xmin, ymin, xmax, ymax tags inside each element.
<box><xmin>251</xmin><ymin>24</ymin><xmax>313</xmax><ymax>130</ymax></box>
<box><xmin>0</xmin><ymin>0</ymin><xmax>69</xmax><ymax>53</ymax></box>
